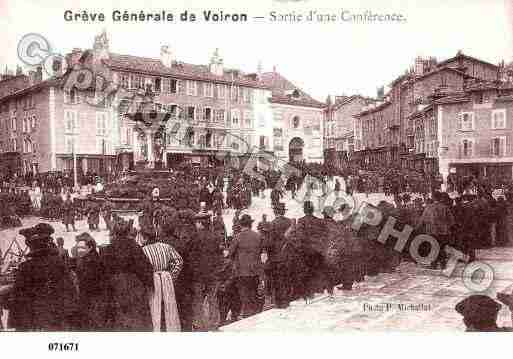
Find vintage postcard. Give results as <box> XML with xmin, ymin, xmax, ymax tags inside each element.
<box><xmin>0</xmin><ymin>0</ymin><xmax>512</xmax><ymax>355</ymax></box>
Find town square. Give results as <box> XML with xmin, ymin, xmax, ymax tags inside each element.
<box><xmin>1</xmin><ymin>0</ymin><xmax>513</xmax><ymax>335</ymax></box>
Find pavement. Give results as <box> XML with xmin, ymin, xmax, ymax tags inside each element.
<box><xmin>3</xmin><ymin>188</ymin><xmax>512</xmax><ymax>332</ymax></box>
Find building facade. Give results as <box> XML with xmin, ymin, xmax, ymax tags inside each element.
<box><xmin>353</xmin><ymin>52</ymin><xmax>502</xmax><ymax>176</ymax></box>
<box><xmin>260</xmin><ymin>70</ymin><xmax>325</xmax><ymax>165</ymax></box>
<box><xmin>324</xmin><ymin>95</ymin><xmax>374</xmax><ymax>170</ymax></box>
<box><xmin>435</xmin><ymin>81</ymin><xmax>513</xmax><ymax>184</ymax></box>
<box><xmin>0</xmin><ymin>31</ymin><xmax>326</xmax><ymax>175</ymax></box>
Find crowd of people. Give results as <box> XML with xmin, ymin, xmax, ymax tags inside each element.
<box><xmin>2</xmin><ymin>161</ymin><xmax>513</xmax><ymax>332</ymax></box>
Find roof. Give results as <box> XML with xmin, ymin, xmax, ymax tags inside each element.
<box><xmin>0</xmin><ymin>77</ymin><xmax>62</xmax><ymax>103</ymax></box>
<box><xmin>436</xmin><ymin>52</ymin><xmax>499</xmax><ymax>70</ymax></box>
<box><xmin>465</xmin><ymin>80</ymin><xmax>513</xmax><ymax>92</ymax></box>
<box><xmin>406</xmin><ymin>104</ymin><xmax>434</xmax><ymax>119</ymax></box>
<box><xmin>331</xmin><ymin>95</ymin><xmax>374</xmax><ymax>111</ymax></box>
<box><xmin>104</xmin><ymin>53</ymin><xmax>268</xmax><ymax>89</ymax></box>
<box><xmin>0</xmin><ymin>74</ymin><xmax>30</xmax><ymax>98</ymax></box>
<box><xmin>260</xmin><ymin>71</ymin><xmax>325</xmax><ymax>108</ymax></box>
<box><xmin>354</xmin><ymin>100</ymin><xmax>392</xmax><ymax>118</ymax></box>
<box><xmin>432</xmin><ymin>92</ymin><xmax>470</xmax><ymax>105</ymax></box>
<box><xmin>389</xmin><ymin>52</ymin><xmax>498</xmax><ymax>88</ymax></box>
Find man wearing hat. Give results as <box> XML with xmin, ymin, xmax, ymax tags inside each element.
<box><xmin>188</xmin><ymin>212</ymin><xmax>223</xmax><ymax>331</ymax></box>
<box><xmin>267</xmin><ymin>202</ymin><xmax>293</xmax><ymax>307</ymax></box>
<box><xmin>9</xmin><ymin>223</ymin><xmax>76</xmax><ymax>331</ymax></box>
<box><xmin>228</xmin><ymin>214</ymin><xmax>266</xmax><ymax>318</ymax></box>
<box><xmin>455</xmin><ymin>294</ymin><xmax>513</xmax><ymax>331</ymax></box>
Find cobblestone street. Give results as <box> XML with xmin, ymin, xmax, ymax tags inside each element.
<box><xmin>3</xmin><ymin>190</ymin><xmax>513</xmax><ymax>331</ymax></box>
<box><xmin>221</xmin><ymin>247</ymin><xmax>513</xmax><ymax>331</ymax></box>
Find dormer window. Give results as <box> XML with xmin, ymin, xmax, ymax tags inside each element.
<box><xmin>292</xmin><ymin>89</ymin><xmax>300</xmax><ymax>98</ymax></box>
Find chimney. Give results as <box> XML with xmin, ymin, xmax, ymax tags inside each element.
<box><xmin>160</xmin><ymin>44</ymin><xmax>174</xmax><ymax>68</ymax></box>
<box><xmin>209</xmin><ymin>48</ymin><xmax>223</xmax><ymax>76</ymax></box>
<box><xmin>92</xmin><ymin>29</ymin><xmax>110</xmax><ymax>66</ymax></box>
<box><xmin>414</xmin><ymin>56</ymin><xmax>425</xmax><ymax>76</ymax></box>
<box><xmin>377</xmin><ymin>86</ymin><xmax>385</xmax><ymax>100</ymax></box>
<box><xmin>35</xmin><ymin>66</ymin><xmax>43</xmax><ymax>82</ymax></box>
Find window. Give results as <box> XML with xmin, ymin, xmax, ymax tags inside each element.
<box><xmin>96</xmin><ymin>112</ymin><xmax>107</xmax><ymax>136</ymax></box>
<box><xmin>170</xmin><ymin>79</ymin><xmax>177</xmax><ymax>93</ymax></box>
<box><xmin>177</xmin><ymin>80</ymin><xmax>185</xmax><ymax>94</ymax></box>
<box><xmin>64</xmin><ymin>110</ymin><xmax>79</xmax><ymax>134</ymax></box>
<box><xmin>243</xmin><ymin>88</ymin><xmax>251</xmax><ymax>103</ymax></box>
<box><xmin>292</xmin><ymin>116</ymin><xmax>300</xmax><ymax>129</ymax></box>
<box><xmin>217</xmin><ymin>84</ymin><xmax>225</xmax><ymax>99</ymax></box>
<box><xmin>120</xmin><ymin>74</ymin><xmax>129</xmax><ymax>88</ymax></box>
<box><xmin>231</xmin><ymin>86</ymin><xmax>238</xmax><ymax>102</ymax></box>
<box><xmin>459</xmin><ymin>112</ymin><xmax>474</xmax><ymax>131</ymax></box>
<box><xmin>204</xmin><ymin>107</ymin><xmax>212</xmax><ymax>121</ymax></box>
<box><xmin>243</xmin><ymin>110</ymin><xmax>252</xmax><ymax>128</ymax></box>
<box><xmin>259</xmin><ymin>135</ymin><xmax>268</xmax><ymax>150</ymax></box>
<box><xmin>205</xmin><ymin>131</ymin><xmax>213</xmax><ymax>148</ymax></box>
<box><xmin>64</xmin><ymin>87</ymin><xmax>79</xmax><ymax>104</ymax></box>
<box><xmin>215</xmin><ymin>109</ymin><xmax>225</xmax><ymax>123</ymax></box>
<box><xmin>120</xmin><ymin>126</ymin><xmax>132</xmax><ymax>145</ymax></box>
<box><xmin>129</xmin><ymin>74</ymin><xmax>138</xmax><ymax>89</ymax></box>
<box><xmin>491</xmin><ymin>109</ymin><xmax>506</xmax><ymax>129</ymax></box>
<box><xmin>238</xmin><ymin>87</ymin><xmax>244</xmax><ymax>103</ymax></box>
<box><xmin>204</xmin><ymin>83</ymin><xmax>213</xmax><ymax>98</ymax></box>
<box><xmin>475</xmin><ymin>93</ymin><xmax>483</xmax><ymax>104</ymax></box>
<box><xmin>187</xmin><ymin>81</ymin><xmax>197</xmax><ymax>96</ymax></box>
<box><xmin>96</xmin><ymin>137</ymin><xmax>107</xmax><ymax>154</ymax></box>
<box><xmin>258</xmin><ymin>114</ymin><xmax>265</xmax><ymax>128</ymax></box>
<box><xmin>491</xmin><ymin>137</ymin><xmax>506</xmax><ymax>157</ymax></box>
<box><xmin>187</xmin><ymin>106</ymin><xmax>195</xmax><ymax>120</ymax></box>
<box><xmin>64</xmin><ymin>136</ymin><xmax>75</xmax><ymax>153</ymax></box>
<box><xmin>231</xmin><ymin>110</ymin><xmax>240</xmax><ymax>126</ymax></box>
<box><xmin>154</xmin><ymin>78</ymin><xmax>162</xmax><ymax>92</ymax></box>
<box><xmin>461</xmin><ymin>139</ymin><xmax>474</xmax><ymax>157</ymax></box>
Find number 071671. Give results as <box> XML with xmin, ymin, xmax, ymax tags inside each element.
<box><xmin>48</xmin><ymin>343</ymin><xmax>79</xmax><ymax>351</ymax></box>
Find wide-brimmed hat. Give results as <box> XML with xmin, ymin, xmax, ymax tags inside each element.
<box><xmin>20</xmin><ymin>223</ymin><xmax>54</xmax><ymax>247</ymax></box>
<box><xmin>455</xmin><ymin>295</ymin><xmax>501</xmax><ymax>322</ymax></box>
<box><xmin>239</xmin><ymin>214</ymin><xmax>254</xmax><ymax>227</ymax></box>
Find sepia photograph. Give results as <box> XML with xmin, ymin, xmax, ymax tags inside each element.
<box><xmin>0</xmin><ymin>0</ymin><xmax>512</xmax><ymax>356</ymax></box>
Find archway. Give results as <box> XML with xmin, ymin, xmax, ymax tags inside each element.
<box><xmin>289</xmin><ymin>137</ymin><xmax>304</xmax><ymax>163</ymax></box>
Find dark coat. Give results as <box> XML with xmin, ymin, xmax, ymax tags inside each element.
<box><xmin>100</xmin><ymin>239</ymin><xmax>154</xmax><ymax>331</ymax></box>
<box><xmin>9</xmin><ymin>248</ymin><xmax>78</xmax><ymax>331</ymax></box>
<box><xmin>296</xmin><ymin>214</ymin><xmax>328</xmax><ymax>256</ymax></box>
<box><xmin>228</xmin><ymin>228</ymin><xmax>263</xmax><ymax>277</ymax></box>
<box><xmin>76</xmin><ymin>250</ymin><xmax>107</xmax><ymax>330</ymax></box>
<box><xmin>187</xmin><ymin>229</ymin><xmax>223</xmax><ymax>284</ymax></box>
<box><xmin>62</xmin><ymin>199</ymin><xmax>75</xmax><ymax>226</ymax></box>
<box><xmin>266</xmin><ymin>216</ymin><xmax>293</xmax><ymax>263</ymax></box>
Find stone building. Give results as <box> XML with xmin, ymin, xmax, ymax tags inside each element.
<box><xmin>353</xmin><ymin>52</ymin><xmax>501</xmax><ymax>174</ymax></box>
<box><xmin>260</xmin><ymin>69</ymin><xmax>325</xmax><ymax>164</ymax></box>
<box><xmin>0</xmin><ymin>30</ymin><xmax>327</xmax><ymax>175</ymax></box>
<box><xmin>434</xmin><ymin>81</ymin><xmax>513</xmax><ymax>185</ymax></box>
<box><xmin>324</xmin><ymin>95</ymin><xmax>374</xmax><ymax>170</ymax></box>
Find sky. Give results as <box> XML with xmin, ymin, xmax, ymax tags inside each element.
<box><xmin>0</xmin><ymin>0</ymin><xmax>512</xmax><ymax>101</ymax></box>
